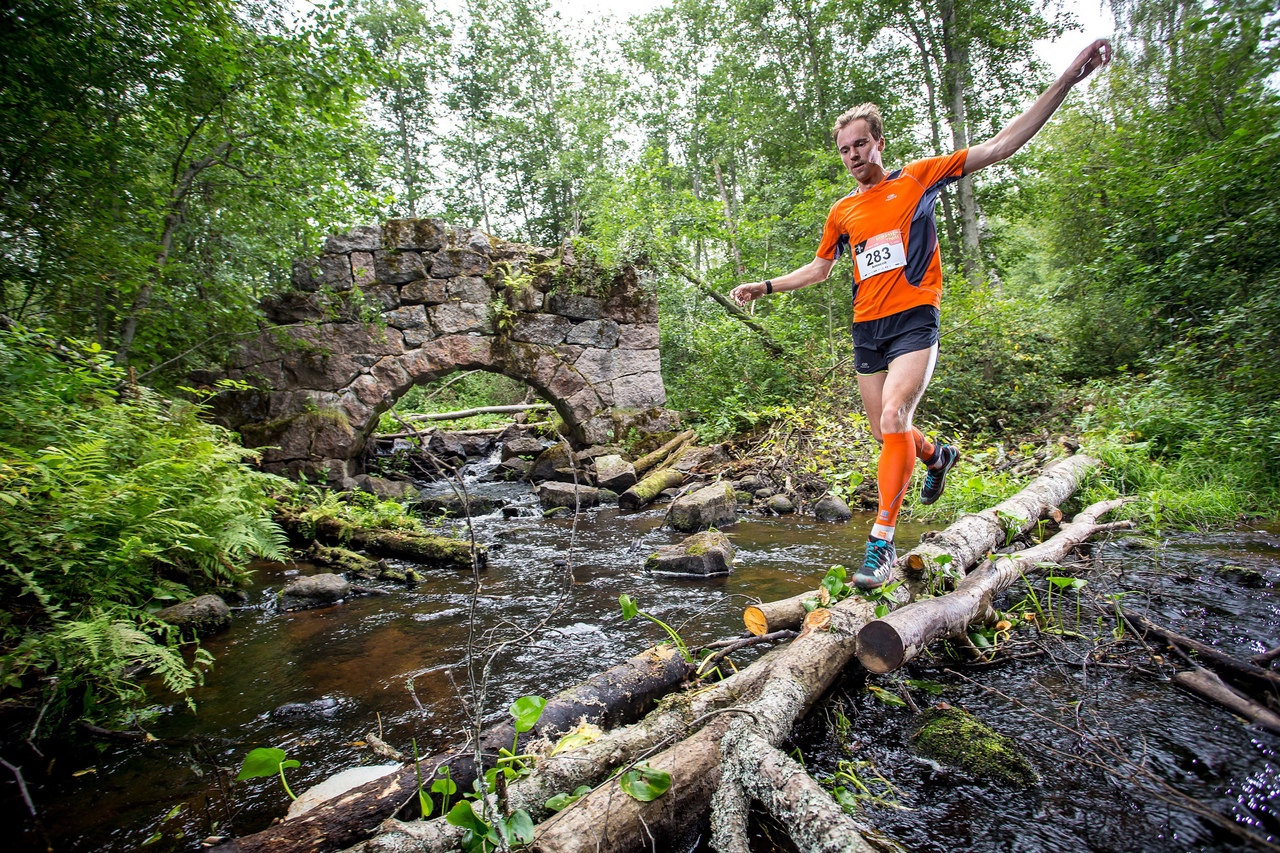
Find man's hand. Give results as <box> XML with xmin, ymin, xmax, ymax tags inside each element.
<box><xmin>730</xmin><ymin>282</ymin><xmax>766</xmax><ymax>307</ymax></box>
<box><xmin>1068</xmin><ymin>38</ymin><xmax>1112</xmax><ymax>84</ymax></box>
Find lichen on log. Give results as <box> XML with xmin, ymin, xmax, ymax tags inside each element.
<box><xmin>617</xmin><ymin>467</ymin><xmax>685</xmax><ymax>511</ymax></box>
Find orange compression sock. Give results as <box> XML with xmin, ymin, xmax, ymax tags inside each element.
<box><xmin>912</xmin><ymin>427</ymin><xmax>939</xmax><ymax>467</ymax></box>
<box><xmin>871</xmin><ymin>431</ymin><xmax>915</xmax><ymax>541</ymax></box>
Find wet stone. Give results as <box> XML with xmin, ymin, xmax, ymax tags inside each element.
<box><xmin>668</xmin><ymin>482</ymin><xmax>738</xmax><ymax>532</ymax></box>
<box><xmin>813</xmin><ymin>494</ymin><xmax>853</xmax><ymax>522</ymax></box>
<box><xmin>279</xmin><ymin>573</ymin><xmax>350</xmax><ymax>611</ymax></box>
<box><xmin>766</xmin><ymin>494</ymin><xmax>796</xmax><ymax>514</ymax></box>
<box><xmin>537</xmin><ymin>482</ymin><xmax>600</xmax><ymax>510</ymax></box>
<box><xmin>645</xmin><ymin>531</ymin><xmax>735</xmax><ymax>576</ymax></box>
<box><xmin>155</xmin><ymin>595</ymin><xmax>231</xmax><ymax>638</ymax></box>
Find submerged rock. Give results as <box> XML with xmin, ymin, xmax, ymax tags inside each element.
<box><xmin>645</xmin><ymin>531</ymin><xmax>735</xmax><ymax>576</ymax></box>
<box><xmin>813</xmin><ymin>493</ymin><xmax>853</xmax><ymax>522</ymax></box>
<box><xmin>155</xmin><ymin>595</ymin><xmax>231</xmax><ymax>638</ymax></box>
<box><xmin>668</xmin><ymin>482</ymin><xmax>737</xmax><ymax>532</ymax></box>
<box><xmin>279</xmin><ymin>573</ymin><xmax>350</xmax><ymax>611</ymax></box>
<box><xmin>915</xmin><ymin>706</ymin><xmax>1039</xmax><ymax>786</ymax></box>
<box><xmin>272</xmin><ymin>695</ymin><xmax>349</xmax><ymax>720</ymax></box>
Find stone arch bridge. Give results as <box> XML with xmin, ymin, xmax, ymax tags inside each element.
<box><xmin>204</xmin><ymin>220</ymin><xmax>671</xmax><ymax>485</ymax></box>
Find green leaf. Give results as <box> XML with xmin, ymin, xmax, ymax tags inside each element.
<box><xmin>874</xmin><ymin>603</ymin><xmax>889</xmax><ymax>618</ymax></box>
<box><xmin>619</xmin><ymin>762</ymin><xmax>672</xmax><ymax>802</ymax></box>
<box><xmin>867</xmin><ymin>684</ymin><xmax>907</xmax><ymax>707</ymax></box>
<box><xmin>904</xmin><ymin>679</ymin><xmax>946</xmax><ymax>695</ymax></box>
<box><xmin>446</xmin><ymin>800</ymin><xmax>488</xmax><ymax>834</ymax></box>
<box><xmin>501</xmin><ymin>809</ymin><xmax>535</xmax><ymax>845</ymax></box>
<box><xmin>618</xmin><ymin>593</ymin><xmax>638</xmax><ymax>620</ymax></box>
<box><xmin>237</xmin><ymin>748</ymin><xmax>288</xmax><ymax>781</ymax></box>
<box><xmin>418</xmin><ymin>789</ymin><xmax>433</xmax><ymax>818</ymax></box>
<box><xmin>509</xmin><ymin>695</ymin><xmax>547</xmax><ymax>733</ymax></box>
<box><xmin>431</xmin><ymin>777</ymin><xmax>458</xmax><ymax>796</ymax></box>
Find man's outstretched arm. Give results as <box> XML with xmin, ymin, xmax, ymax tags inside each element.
<box><xmin>730</xmin><ymin>255</ymin><xmax>836</xmax><ymax>306</ymax></box>
<box><xmin>964</xmin><ymin>39</ymin><xmax>1111</xmax><ymax>175</ymax></box>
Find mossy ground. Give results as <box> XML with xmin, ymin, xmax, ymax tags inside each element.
<box><xmin>915</xmin><ymin>706</ymin><xmax>1039</xmax><ymax>787</ymax></box>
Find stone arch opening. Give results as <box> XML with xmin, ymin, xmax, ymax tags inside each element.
<box><xmin>203</xmin><ymin>220</ymin><xmax>674</xmax><ymax>485</ymax></box>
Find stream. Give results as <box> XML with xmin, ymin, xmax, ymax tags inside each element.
<box><xmin>4</xmin><ymin>452</ymin><xmax>1278</xmax><ymax>852</ymax></box>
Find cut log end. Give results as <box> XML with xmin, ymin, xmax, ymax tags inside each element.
<box><xmin>743</xmin><ymin>606</ymin><xmax>768</xmax><ymax>637</ymax></box>
<box><xmin>906</xmin><ymin>553</ymin><xmax>925</xmax><ymax>571</ymax></box>
<box><xmin>856</xmin><ymin>620</ymin><xmax>906</xmax><ymax>674</ymax></box>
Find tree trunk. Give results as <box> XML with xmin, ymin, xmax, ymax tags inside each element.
<box><xmin>936</xmin><ymin>0</ymin><xmax>981</xmax><ymax>285</ymax></box>
<box><xmin>857</xmin><ymin>499</ymin><xmax>1133</xmax><ymax>673</ymax></box>
<box><xmin>1172</xmin><ymin>668</ymin><xmax>1280</xmax><ymax>734</ymax></box>
<box><xmin>632</xmin><ymin>430</ymin><xmax>696</xmax><ymax>478</ymax></box>
<box><xmin>618</xmin><ymin>468</ymin><xmax>686</xmax><ymax>511</ymax></box>
<box><xmin>714</xmin><ymin>159</ymin><xmax>746</xmax><ymax>279</ymax></box>
<box><xmin>211</xmin><ymin>647</ymin><xmax>694</xmax><ymax>853</ymax></box>
<box><xmin>902</xmin><ymin>453</ymin><xmax>1098</xmax><ymax>576</ymax></box>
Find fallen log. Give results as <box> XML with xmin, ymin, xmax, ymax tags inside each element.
<box><xmin>1172</xmin><ymin>668</ymin><xmax>1280</xmax><ymax>733</ymax></box>
<box><xmin>857</xmin><ymin>499</ymin><xmax>1132</xmax><ymax>673</ymax></box>
<box><xmin>712</xmin><ymin>726</ymin><xmax>875</xmax><ymax>853</ymax></box>
<box><xmin>530</xmin><ymin>583</ymin><xmax>892</xmax><ymax>852</ymax></box>
<box><xmin>403</xmin><ymin>403</ymin><xmax>550</xmax><ymax>423</ymax></box>
<box><xmin>902</xmin><ymin>453</ymin><xmax>1098</xmax><ymax>576</ymax></box>
<box><xmin>348</xmin><ymin>641</ymin><xmax>797</xmax><ymax>852</ymax></box>
<box><xmin>1123</xmin><ymin>611</ymin><xmax>1280</xmax><ymax>711</ymax></box>
<box><xmin>743</xmin><ymin>591</ymin><xmax>814</xmax><ymax>636</ymax></box>
<box><xmin>279</xmin><ymin>511</ymin><xmax>484</xmax><ymax>570</ymax></box>
<box><xmin>618</xmin><ymin>467</ymin><xmax>685</xmax><ymax>511</ymax></box>
<box><xmin>632</xmin><ymin>429</ymin><xmax>696</xmax><ymax>478</ymax></box>
<box><xmin>1253</xmin><ymin>645</ymin><xmax>1280</xmax><ymax>668</ymax></box>
<box><xmin>210</xmin><ymin>646</ymin><xmax>694</xmax><ymax>853</ymax></box>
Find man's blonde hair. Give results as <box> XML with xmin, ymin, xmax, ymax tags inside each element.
<box><xmin>832</xmin><ymin>103</ymin><xmax>884</xmax><ymax>143</ymax></box>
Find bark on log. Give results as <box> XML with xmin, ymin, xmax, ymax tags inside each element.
<box><xmin>1172</xmin><ymin>668</ymin><xmax>1280</xmax><ymax>733</ymax></box>
<box><xmin>279</xmin><ymin>511</ymin><xmax>483</xmax><ymax>570</ymax></box>
<box><xmin>902</xmin><ymin>453</ymin><xmax>1098</xmax><ymax>576</ymax></box>
<box><xmin>1124</xmin><ymin>611</ymin><xmax>1280</xmax><ymax>711</ymax></box>
<box><xmin>858</xmin><ymin>499</ymin><xmax>1131</xmax><ymax>673</ymax></box>
<box><xmin>210</xmin><ymin>646</ymin><xmax>694</xmax><ymax>853</ymax></box>
<box><xmin>632</xmin><ymin>430</ymin><xmax>696</xmax><ymax>478</ymax></box>
<box><xmin>618</xmin><ymin>468</ymin><xmax>685</xmax><ymax>511</ymax></box>
<box><xmin>714</xmin><ymin>727</ymin><xmax>875</xmax><ymax>853</ymax></box>
<box><xmin>743</xmin><ymin>591</ymin><xmax>814</xmax><ymax>636</ymax></box>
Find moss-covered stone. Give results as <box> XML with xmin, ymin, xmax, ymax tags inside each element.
<box><xmin>915</xmin><ymin>706</ymin><xmax>1039</xmax><ymax>786</ymax></box>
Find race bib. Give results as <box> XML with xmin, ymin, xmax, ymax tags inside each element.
<box><xmin>854</xmin><ymin>230</ymin><xmax>906</xmax><ymax>280</ymax></box>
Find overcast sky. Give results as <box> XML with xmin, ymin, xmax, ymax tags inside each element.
<box><xmin>553</xmin><ymin>0</ymin><xmax>1116</xmax><ymax>81</ymax></box>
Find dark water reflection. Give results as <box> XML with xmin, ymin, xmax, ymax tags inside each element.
<box><xmin>8</xmin><ymin>491</ymin><xmax>1279</xmax><ymax>852</ymax></box>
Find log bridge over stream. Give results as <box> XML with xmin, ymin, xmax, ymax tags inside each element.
<box><xmin>200</xmin><ymin>220</ymin><xmax>673</xmax><ymax>487</ymax></box>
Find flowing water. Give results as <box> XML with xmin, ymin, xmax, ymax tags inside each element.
<box><xmin>4</xmin><ymin>454</ymin><xmax>1278</xmax><ymax>852</ymax></box>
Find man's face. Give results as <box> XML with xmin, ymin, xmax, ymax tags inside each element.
<box><xmin>836</xmin><ymin>119</ymin><xmax>885</xmax><ymax>182</ymax></box>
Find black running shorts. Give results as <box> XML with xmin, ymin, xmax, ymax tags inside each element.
<box><xmin>852</xmin><ymin>305</ymin><xmax>940</xmax><ymax>375</ymax></box>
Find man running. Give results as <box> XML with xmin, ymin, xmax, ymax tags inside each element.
<box><xmin>731</xmin><ymin>39</ymin><xmax>1111</xmax><ymax>589</ymax></box>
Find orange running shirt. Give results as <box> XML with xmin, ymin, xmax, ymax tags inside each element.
<box><xmin>816</xmin><ymin>150</ymin><xmax>968</xmax><ymax>323</ymax></box>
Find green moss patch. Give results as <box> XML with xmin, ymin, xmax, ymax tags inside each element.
<box><xmin>915</xmin><ymin>706</ymin><xmax>1039</xmax><ymax>787</ymax></box>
